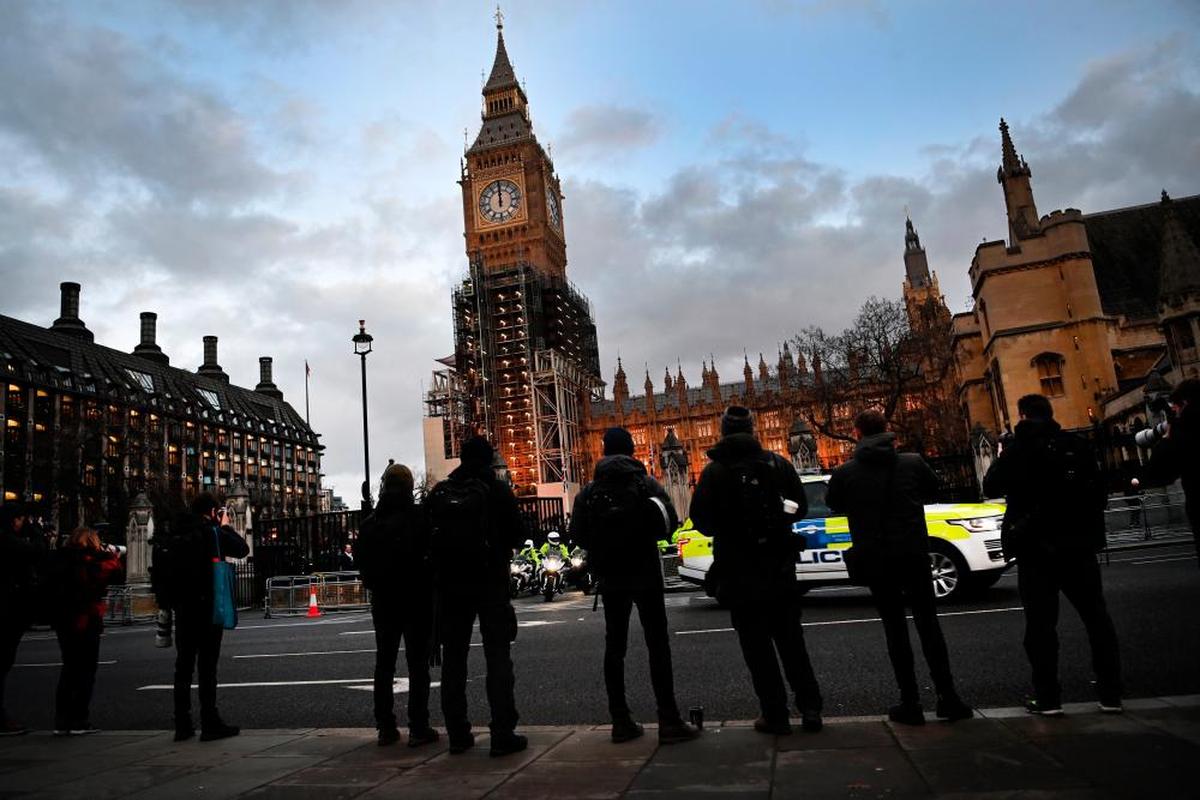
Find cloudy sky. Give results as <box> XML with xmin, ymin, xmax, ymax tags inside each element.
<box><xmin>1</xmin><ymin>0</ymin><xmax>1197</xmax><ymax>498</ymax></box>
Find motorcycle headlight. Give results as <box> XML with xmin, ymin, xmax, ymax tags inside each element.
<box><xmin>948</xmin><ymin>516</ymin><xmax>1002</xmax><ymax>533</ymax></box>
<box><xmin>510</xmin><ymin>563</ymin><xmax>522</xmax><ymax>574</ymax></box>
<box><xmin>544</xmin><ymin>557</ymin><xmax>563</xmax><ymax>572</ymax></box>
<box><xmin>571</xmin><ymin>557</ymin><xmax>584</xmax><ymax>568</ymax></box>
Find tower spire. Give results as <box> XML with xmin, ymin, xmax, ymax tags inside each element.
<box><xmin>484</xmin><ymin>7</ymin><xmax>517</xmax><ymax>92</ymax></box>
<box><xmin>996</xmin><ymin>117</ymin><xmax>1039</xmax><ymax>242</ymax></box>
<box><xmin>998</xmin><ymin>117</ymin><xmax>1029</xmax><ymax>178</ymax></box>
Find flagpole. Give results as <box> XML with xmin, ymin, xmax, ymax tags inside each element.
<box><xmin>305</xmin><ymin>361</ymin><xmax>311</xmax><ymax>426</ymax></box>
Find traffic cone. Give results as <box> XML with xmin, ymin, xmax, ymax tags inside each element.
<box><xmin>306</xmin><ymin>588</ymin><xmax>322</xmax><ymax>618</ymax></box>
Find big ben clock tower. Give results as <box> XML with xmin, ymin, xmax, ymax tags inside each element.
<box><xmin>430</xmin><ymin>11</ymin><xmax>602</xmax><ymax>500</ymax></box>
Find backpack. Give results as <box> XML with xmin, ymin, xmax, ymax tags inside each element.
<box><xmin>427</xmin><ymin>477</ymin><xmax>492</xmax><ymax>569</ymax></box>
<box><xmin>585</xmin><ymin>476</ymin><xmax>664</xmax><ymax>580</ymax></box>
<box><xmin>151</xmin><ymin>517</ymin><xmax>206</xmax><ymax>608</ymax></box>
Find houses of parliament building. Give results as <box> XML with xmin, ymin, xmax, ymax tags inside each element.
<box><xmin>423</xmin><ymin>16</ymin><xmax>1199</xmax><ymax>506</ymax></box>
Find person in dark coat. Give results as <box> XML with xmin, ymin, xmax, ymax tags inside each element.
<box><xmin>0</xmin><ymin>503</ymin><xmax>46</xmax><ymax>736</ymax></box>
<box><xmin>49</xmin><ymin>527</ymin><xmax>124</xmax><ymax>735</ymax></box>
<box><xmin>826</xmin><ymin>409</ymin><xmax>973</xmax><ymax>725</ymax></box>
<box><xmin>690</xmin><ymin>406</ymin><xmax>823</xmax><ymax>734</ymax></box>
<box><xmin>166</xmin><ymin>493</ymin><xmax>250</xmax><ymax>741</ymax></box>
<box><xmin>355</xmin><ymin>462</ymin><xmax>438</xmax><ymax>747</ymax></box>
<box><xmin>983</xmin><ymin>394</ymin><xmax>1120</xmax><ymax>715</ymax></box>
<box><xmin>428</xmin><ymin>436</ymin><xmax>528</xmax><ymax>757</ymax></box>
<box><xmin>570</xmin><ymin>427</ymin><xmax>700</xmax><ymax>745</ymax></box>
<box><xmin>1145</xmin><ymin>378</ymin><xmax>1200</xmax><ymax>568</ymax></box>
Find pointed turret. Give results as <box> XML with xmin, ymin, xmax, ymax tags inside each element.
<box><xmin>996</xmin><ymin>118</ymin><xmax>1040</xmax><ymax>242</ymax></box>
<box><xmin>743</xmin><ymin>354</ymin><xmax>756</xmax><ymax>399</ymax></box>
<box><xmin>484</xmin><ymin>9</ymin><xmax>518</xmax><ymax>92</ymax></box>
<box><xmin>903</xmin><ymin>215</ymin><xmax>931</xmax><ymax>289</ymax></box>
<box><xmin>644</xmin><ymin>369</ymin><xmax>656</xmax><ymax>414</ymax></box>
<box><xmin>705</xmin><ymin>356</ymin><xmax>722</xmax><ymax>404</ymax></box>
<box><xmin>612</xmin><ymin>357</ymin><xmax>629</xmax><ymax>409</ymax></box>
<box><xmin>470</xmin><ymin>9</ymin><xmax>531</xmax><ymax>152</ymax></box>
<box><xmin>758</xmin><ymin>353</ymin><xmax>769</xmax><ymax>384</ymax></box>
<box><xmin>663</xmin><ymin>366</ymin><xmax>674</xmax><ymax>394</ymax></box>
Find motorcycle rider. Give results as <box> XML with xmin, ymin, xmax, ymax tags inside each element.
<box><xmin>517</xmin><ymin>539</ymin><xmax>541</xmax><ymax>567</ymax></box>
<box><xmin>539</xmin><ymin>531</ymin><xmax>569</xmax><ymax>561</ymax></box>
<box><xmin>571</xmin><ymin>427</ymin><xmax>700</xmax><ymax>745</ymax></box>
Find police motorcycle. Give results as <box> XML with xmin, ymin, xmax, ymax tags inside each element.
<box><xmin>567</xmin><ymin>546</ymin><xmax>597</xmax><ymax>595</ymax></box>
<box><xmin>538</xmin><ymin>532</ymin><xmax>569</xmax><ymax>602</ymax></box>
<box><xmin>510</xmin><ymin>540</ymin><xmax>538</xmax><ymax>598</ymax></box>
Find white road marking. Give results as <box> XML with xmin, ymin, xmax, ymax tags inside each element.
<box><xmin>1129</xmin><ymin>555</ymin><xmax>1196</xmax><ymax>565</ymax></box>
<box><xmin>234</xmin><ymin>648</ymin><xmax>375</xmax><ymax>659</ymax></box>
<box><xmin>517</xmin><ymin>620</ymin><xmax>564</xmax><ymax>628</ymax></box>
<box><xmin>139</xmin><ymin>677</ymin><xmax>375</xmax><ymax>690</ymax></box>
<box><xmin>15</xmin><ymin>660</ymin><xmax>117</xmax><ymax>668</ymax></box>
<box><xmin>676</xmin><ymin>606</ymin><xmax>1025</xmax><ymax>636</ymax></box>
<box><xmin>346</xmin><ymin>678</ymin><xmax>441</xmax><ymax>693</ymax></box>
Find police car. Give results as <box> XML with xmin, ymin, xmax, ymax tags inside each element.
<box><xmin>676</xmin><ymin>475</ymin><xmax>1010</xmax><ymax>601</ymax></box>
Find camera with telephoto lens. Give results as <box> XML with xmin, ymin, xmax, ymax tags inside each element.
<box><xmin>1134</xmin><ymin>394</ymin><xmax>1174</xmax><ymax>449</ymax></box>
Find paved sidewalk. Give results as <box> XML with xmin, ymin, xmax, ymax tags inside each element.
<box><xmin>1</xmin><ymin>696</ymin><xmax>1197</xmax><ymax>799</ymax></box>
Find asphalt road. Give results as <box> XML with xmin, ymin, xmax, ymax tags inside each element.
<box><xmin>6</xmin><ymin>544</ymin><xmax>1198</xmax><ymax>731</ymax></box>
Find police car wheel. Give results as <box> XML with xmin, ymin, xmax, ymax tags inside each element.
<box><xmin>929</xmin><ymin>545</ymin><xmax>968</xmax><ymax>601</ymax></box>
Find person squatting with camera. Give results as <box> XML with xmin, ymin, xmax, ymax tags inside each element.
<box><xmin>1137</xmin><ymin>378</ymin><xmax>1199</xmax><ymax>569</ymax></box>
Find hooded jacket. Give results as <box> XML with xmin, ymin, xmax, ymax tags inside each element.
<box><xmin>356</xmin><ymin>492</ymin><xmax>432</xmax><ymax>609</ymax></box>
<box><xmin>570</xmin><ymin>454</ymin><xmax>678</xmax><ymax>590</ymax></box>
<box><xmin>982</xmin><ymin>418</ymin><xmax>1106</xmax><ymax>555</ymax></box>
<box><xmin>689</xmin><ymin>433</ymin><xmax>807</xmax><ymax>596</ymax></box>
<box><xmin>431</xmin><ymin>462</ymin><xmax>528</xmax><ymax>600</ymax></box>
<box><xmin>826</xmin><ymin>432</ymin><xmax>939</xmax><ymax>560</ymax></box>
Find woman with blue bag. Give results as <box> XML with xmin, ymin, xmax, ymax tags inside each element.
<box><xmin>164</xmin><ymin>493</ymin><xmax>249</xmax><ymax>742</ymax></box>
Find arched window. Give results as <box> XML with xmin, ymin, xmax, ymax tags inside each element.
<box><xmin>1032</xmin><ymin>353</ymin><xmax>1065</xmax><ymax>397</ymax></box>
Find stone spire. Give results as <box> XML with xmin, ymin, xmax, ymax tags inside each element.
<box><xmin>1158</xmin><ymin>191</ymin><xmax>1200</xmax><ymax>308</ymax></box>
<box><xmin>612</xmin><ymin>357</ymin><xmax>629</xmax><ymax>407</ymax></box>
<box><xmin>484</xmin><ymin>7</ymin><xmax>518</xmax><ymax>92</ymax></box>
<box><xmin>644</xmin><ymin>368</ymin><xmax>656</xmax><ymax>413</ymax></box>
<box><xmin>705</xmin><ymin>356</ymin><xmax>722</xmax><ymax>403</ymax></box>
<box><xmin>663</xmin><ymin>366</ymin><xmax>674</xmax><ymax>394</ymax></box>
<box><xmin>903</xmin><ymin>215</ymin><xmax>931</xmax><ymax>289</ymax></box>
<box><xmin>758</xmin><ymin>353</ymin><xmax>769</xmax><ymax>384</ymax></box>
<box><xmin>743</xmin><ymin>354</ymin><xmax>755</xmax><ymax>398</ymax></box>
<box><xmin>996</xmin><ymin>117</ymin><xmax>1039</xmax><ymax>242</ymax></box>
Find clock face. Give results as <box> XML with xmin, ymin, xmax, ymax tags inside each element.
<box><xmin>545</xmin><ymin>185</ymin><xmax>561</xmax><ymax>229</ymax></box>
<box><xmin>478</xmin><ymin>179</ymin><xmax>522</xmax><ymax>224</ymax></box>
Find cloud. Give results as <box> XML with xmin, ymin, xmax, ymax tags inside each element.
<box><xmin>557</xmin><ymin>104</ymin><xmax>662</xmax><ymax>160</ymax></box>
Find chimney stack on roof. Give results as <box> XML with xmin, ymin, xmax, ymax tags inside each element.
<box><xmin>132</xmin><ymin>311</ymin><xmax>169</xmax><ymax>365</ymax></box>
<box><xmin>50</xmin><ymin>281</ymin><xmax>94</xmax><ymax>341</ymax></box>
<box><xmin>197</xmin><ymin>335</ymin><xmax>229</xmax><ymax>382</ymax></box>
<box><xmin>256</xmin><ymin>356</ymin><xmax>283</xmax><ymax>400</ymax></box>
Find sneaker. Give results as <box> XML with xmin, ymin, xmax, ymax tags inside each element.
<box><xmin>448</xmin><ymin>732</ymin><xmax>475</xmax><ymax>754</ymax></box>
<box><xmin>0</xmin><ymin>719</ymin><xmax>29</xmax><ymax>737</ymax></box>
<box><xmin>753</xmin><ymin>716</ymin><xmax>793</xmax><ymax>736</ymax></box>
<box><xmin>1098</xmin><ymin>698</ymin><xmax>1124</xmax><ymax>714</ymax></box>
<box><xmin>800</xmin><ymin>709</ymin><xmax>823</xmax><ymax>733</ymax></box>
<box><xmin>888</xmin><ymin>704</ymin><xmax>926</xmax><ymax>726</ymax></box>
<box><xmin>489</xmin><ymin>731</ymin><xmax>528</xmax><ymax>757</ymax></box>
<box><xmin>407</xmin><ymin>727</ymin><xmax>440</xmax><ymax>748</ymax></box>
<box><xmin>173</xmin><ymin>726</ymin><xmax>195</xmax><ymax>742</ymax></box>
<box><xmin>658</xmin><ymin>718</ymin><xmax>700</xmax><ymax>744</ymax></box>
<box><xmin>377</xmin><ymin>727</ymin><xmax>401</xmax><ymax>747</ymax></box>
<box><xmin>611</xmin><ymin>718</ymin><xmax>645</xmax><ymax>743</ymax></box>
<box><xmin>935</xmin><ymin>696</ymin><xmax>974</xmax><ymax>722</ymax></box>
<box><xmin>199</xmin><ymin>722</ymin><xmax>240</xmax><ymax>741</ymax></box>
<box><xmin>1024</xmin><ymin>699</ymin><xmax>1064</xmax><ymax>717</ymax></box>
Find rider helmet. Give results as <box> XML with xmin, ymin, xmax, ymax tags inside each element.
<box><xmin>547</xmin><ymin>531</ymin><xmax>560</xmax><ymax>545</ymax></box>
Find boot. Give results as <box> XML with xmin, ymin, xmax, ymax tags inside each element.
<box><xmin>377</xmin><ymin>727</ymin><xmax>401</xmax><ymax>747</ymax></box>
<box><xmin>888</xmin><ymin>703</ymin><xmax>926</xmax><ymax>726</ymax></box>
<box><xmin>407</xmin><ymin>727</ymin><xmax>440</xmax><ymax>748</ymax></box>
<box><xmin>448</xmin><ymin>731</ymin><xmax>475</xmax><ymax>754</ymax></box>
<box><xmin>658</xmin><ymin>717</ymin><xmax>700</xmax><ymax>744</ymax></box>
<box><xmin>489</xmin><ymin>731</ymin><xmax>528</xmax><ymax>757</ymax></box>
<box><xmin>753</xmin><ymin>716</ymin><xmax>792</xmax><ymax>736</ymax></box>
<box><xmin>199</xmin><ymin>720</ymin><xmax>240</xmax><ymax>741</ymax></box>
<box><xmin>935</xmin><ymin>694</ymin><xmax>974</xmax><ymax>722</ymax></box>
<box><xmin>611</xmin><ymin>717</ymin><xmax>645</xmax><ymax>743</ymax></box>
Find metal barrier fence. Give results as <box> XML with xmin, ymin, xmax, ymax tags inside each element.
<box><xmin>263</xmin><ymin>571</ymin><xmax>370</xmax><ymax>618</ymax></box>
<box><xmin>1103</xmin><ymin>491</ymin><xmax>1191</xmax><ymax>545</ymax></box>
<box><xmin>104</xmin><ymin>583</ymin><xmax>158</xmax><ymax>626</ymax></box>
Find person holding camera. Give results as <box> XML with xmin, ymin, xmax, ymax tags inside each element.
<box><xmin>690</xmin><ymin>406</ymin><xmax>823</xmax><ymax>735</ymax></box>
<box><xmin>162</xmin><ymin>493</ymin><xmax>249</xmax><ymax>742</ymax></box>
<box><xmin>826</xmin><ymin>410</ymin><xmax>973</xmax><ymax>725</ymax></box>
<box><xmin>983</xmin><ymin>394</ymin><xmax>1120</xmax><ymax>715</ymax></box>
<box><xmin>1144</xmin><ymin>378</ymin><xmax>1199</xmax><ymax>568</ymax></box>
<box><xmin>48</xmin><ymin>527</ymin><xmax>124</xmax><ymax>735</ymax></box>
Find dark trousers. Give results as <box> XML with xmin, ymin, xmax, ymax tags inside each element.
<box><xmin>1018</xmin><ymin>549</ymin><xmax>1121</xmax><ymax>704</ymax></box>
<box><xmin>0</xmin><ymin>612</ymin><xmax>29</xmax><ymax>722</ymax></box>
<box><xmin>729</xmin><ymin>593</ymin><xmax>822</xmax><ymax>721</ymax></box>
<box><xmin>439</xmin><ymin>596</ymin><xmax>518</xmax><ymax>738</ymax></box>
<box><xmin>173</xmin><ymin>608</ymin><xmax>225</xmax><ymax>728</ymax></box>
<box><xmin>54</xmin><ymin>618</ymin><xmax>102</xmax><ymax>728</ymax></box>
<box><xmin>602</xmin><ymin>584</ymin><xmax>680</xmax><ymax>722</ymax></box>
<box><xmin>868</xmin><ymin>557</ymin><xmax>956</xmax><ymax>705</ymax></box>
<box><xmin>371</xmin><ymin>603</ymin><xmax>432</xmax><ymax>732</ymax></box>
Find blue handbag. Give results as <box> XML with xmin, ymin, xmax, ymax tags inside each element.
<box><xmin>211</xmin><ymin>527</ymin><xmax>238</xmax><ymax>630</ymax></box>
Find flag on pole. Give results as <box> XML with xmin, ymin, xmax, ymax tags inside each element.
<box><xmin>304</xmin><ymin>360</ymin><xmax>311</xmax><ymax>425</ymax></box>
<box><xmin>305</xmin><ymin>360</ymin><xmax>311</xmax><ymax>378</ymax></box>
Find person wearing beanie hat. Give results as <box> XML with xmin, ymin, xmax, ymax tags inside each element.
<box><xmin>690</xmin><ymin>406</ymin><xmax>823</xmax><ymax>734</ymax></box>
<box><xmin>355</xmin><ymin>462</ymin><xmax>438</xmax><ymax>747</ymax></box>
<box><xmin>570</xmin><ymin>427</ymin><xmax>699</xmax><ymax>745</ymax></box>
<box><xmin>426</xmin><ymin>435</ymin><xmax>529</xmax><ymax>757</ymax></box>
<box><xmin>602</xmin><ymin>427</ymin><xmax>635</xmax><ymax>457</ymax></box>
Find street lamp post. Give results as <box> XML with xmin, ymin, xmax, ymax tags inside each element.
<box><xmin>352</xmin><ymin>320</ymin><xmax>374</xmax><ymax>510</ymax></box>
